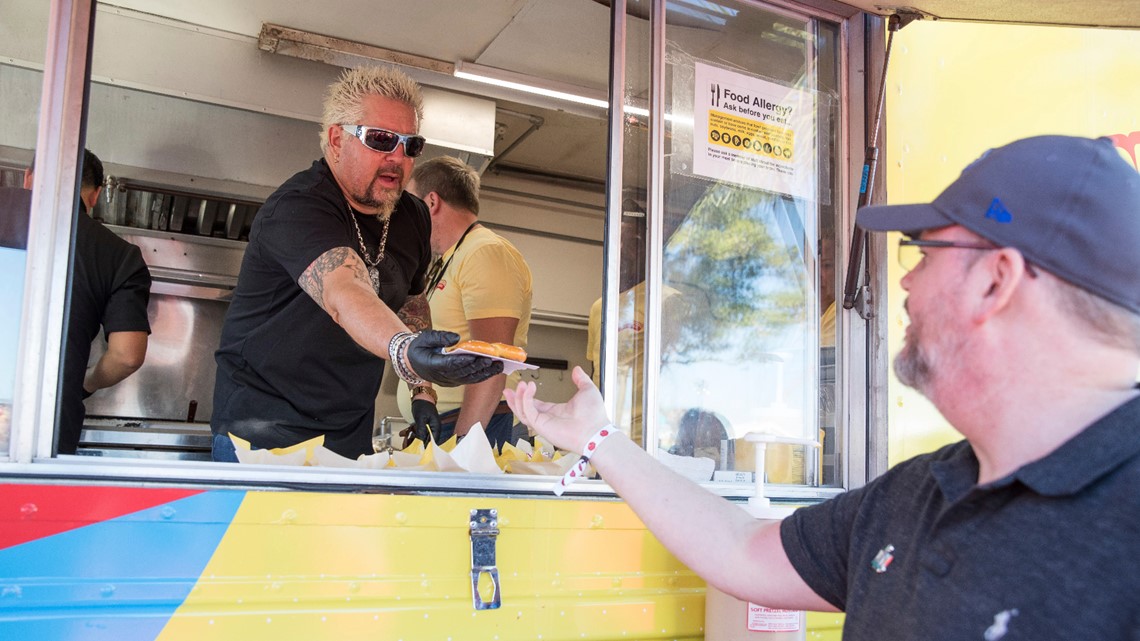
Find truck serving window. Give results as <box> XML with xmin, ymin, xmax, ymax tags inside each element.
<box><xmin>1</xmin><ymin>0</ymin><xmax>852</xmax><ymax>502</ymax></box>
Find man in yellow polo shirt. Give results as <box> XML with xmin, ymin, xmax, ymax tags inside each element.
<box><xmin>399</xmin><ymin>156</ymin><xmax>533</xmax><ymax>448</ymax></box>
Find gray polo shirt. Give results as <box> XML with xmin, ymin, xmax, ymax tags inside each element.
<box><xmin>782</xmin><ymin>395</ymin><xmax>1140</xmax><ymax>640</ymax></box>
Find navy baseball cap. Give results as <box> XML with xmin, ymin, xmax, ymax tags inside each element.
<box><xmin>856</xmin><ymin>135</ymin><xmax>1140</xmax><ymax>314</ymax></box>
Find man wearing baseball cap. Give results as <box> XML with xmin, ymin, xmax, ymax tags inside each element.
<box><xmin>504</xmin><ymin>135</ymin><xmax>1140</xmax><ymax>639</ymax></box>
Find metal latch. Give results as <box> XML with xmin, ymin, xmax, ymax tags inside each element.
<box><xmin>469</xmin><ymin>508</ymin><xmax>501</xmax><ymax>610</ymax></box>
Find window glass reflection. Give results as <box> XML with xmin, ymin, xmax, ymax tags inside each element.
<box><xmin>0</xmin><ymin>1</ymin><xmax>45</xmax><ymax>451</ymax></box>
<box><xmin>659</xmin><ymin>185</ymin><xmax>813</xmax><ymax>474</ymax></box>
<box><xmin>644</xmin><ymin>4</ymin><xmax>841</xmax><ymax>487</ymax></box>
<box><xmin>0</xmin><ymin>177</ymin><xmax>31</xmax><ymax>453</ymax></box>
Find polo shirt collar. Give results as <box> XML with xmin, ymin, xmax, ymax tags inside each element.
<box><xmin>1013</xmin><ymin>394</ymin><xmax>1140</xmax><ymax>496</ymax></box>
<box><xmin>932</xmin><ymin>395</ymin><xmax>1140</xmax><ymax>500</ymax></box>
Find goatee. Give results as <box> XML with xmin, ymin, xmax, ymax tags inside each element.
<box><xmin>352</xmin><ymin>186</ymin><xmax>399</xmax><ymax>220</ymax></box>
<box><xmin>893</xmin><ymin>340</ymin><xmax>931</xmax><ymax>390</ymax></box>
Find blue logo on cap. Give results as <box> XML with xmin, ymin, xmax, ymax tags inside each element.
<box><xmin>985</xmin><ymin>198</ymin><xmax>1013</xmax><ymax>223</ymax></box>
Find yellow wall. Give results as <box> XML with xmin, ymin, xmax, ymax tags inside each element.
<box><xmin>884</xmin><ymin>21</ymin><xmax>1140</xmax><ymax>465</ymax></box>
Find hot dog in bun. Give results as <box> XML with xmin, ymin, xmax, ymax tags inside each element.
<box><xmin>449</xmin><ymin>340</ymin><xmax>527</xmax><ymax>362</ymax></box>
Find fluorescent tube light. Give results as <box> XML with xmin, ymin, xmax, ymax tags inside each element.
<box><xmin>454</xmin><ymin>60</ymin><xmax>609</xmax><ymax>110</ymax></box>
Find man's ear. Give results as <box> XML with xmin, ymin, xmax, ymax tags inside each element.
<box><xmin>327</xmin><ymin>125</ymin><xmax>345</xmax><ymax>161</ymax></box>
<box><xmin>81</xmin><ymin>186</ymin><xmax>102</xmax><ymax>211</ymax></box>
<box><xmin>423</xmin><ymin>191</ymin><xmax>441</xmax><ymax>215</ymax></box>
<box><xmin>972</xmin><ymin>248</ymin><xmax>1029</xmax><ymax>323</ymax></box>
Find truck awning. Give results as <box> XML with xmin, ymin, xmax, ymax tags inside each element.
<box><xmin>839</xmin><ymin>1</ymin><xmax>1140</xmax><ymax>29</ymax></box>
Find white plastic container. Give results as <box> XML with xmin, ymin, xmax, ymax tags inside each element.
<box><xmin>704</xmin><ymin>433</ymin><xmax>819</xmax><ymax>641</ymax></box>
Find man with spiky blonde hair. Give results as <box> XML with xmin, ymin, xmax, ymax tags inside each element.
<box><xmin>212</xmin><ymin>65</ymin><xmax>500</xmax><ymax>462</ymax></box>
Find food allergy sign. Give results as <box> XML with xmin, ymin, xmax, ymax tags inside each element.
<box><xmin>693</xmin><ymin>61</ymin><xmax>816</xmax><ymax>199</ymax></box>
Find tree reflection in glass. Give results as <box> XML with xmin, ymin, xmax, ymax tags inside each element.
<box><xmin>664</xmin><ymin>183</ymin><xmax>805</xmax><ymax>362</ymax></box>
<box><xmin>657</xmin><ymin>181</ymin><xmax>813</xmax><ymax>464</ymax></box>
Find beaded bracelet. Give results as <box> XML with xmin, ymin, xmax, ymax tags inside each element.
<box><xmin>387</xmin><ymin>331</ymin><xmax>412</xmax><ymax>368</ymax></box>
<box><xmin>553</xmin><ymin>424</ymin><xmax>616</xmax><ymax>496</ymax></box>
<box><xmin>399</xmin><ymin>340</ymin><xmax>426</xmax><ymax>385</ymax></box>
<box><xmin>388</xmin><ymin>331</ymin><xmax>426</xmax><ymax>386</ymax></box>
<box><xmin>389</xmin><ymin>328</ymin><xmax>412</xmax><ymax>360</ymax></box>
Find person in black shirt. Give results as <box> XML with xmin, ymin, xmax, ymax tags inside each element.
<box><xmin>505</xmin><ymin>136</ymin><xmax>1140</xmax><ymax>640</ymax></box>
<box><xmin>25</xmin><ymin>150</ymin><xmax>152</xmax><ymax>454</ymax></box>
<box><xmin>212</xmin><ymin>65</ymin><xmax>500</xmax><ymax>461</ymax></box>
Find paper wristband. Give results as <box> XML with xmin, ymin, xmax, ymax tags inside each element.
<box><xmin>553</xmin><ymin>425</ymin><xmax>615</xmax><ymax>496</ymax></box>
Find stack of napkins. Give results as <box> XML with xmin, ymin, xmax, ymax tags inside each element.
<box><xmin>231</xmin><ymin>433</ymin><xmax>322</xmax><ymax>466</ymax></box>
<box><xmin>500</xmin><ymin>437</ymin><xmax>580</xmax><ymax>476</ymax></box>
<box><xmin>229</xmin><ymin>425</ymin><xmax>576</xmax><ymax>476</ymax></box>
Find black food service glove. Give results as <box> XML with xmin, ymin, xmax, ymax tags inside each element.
<box><xmin>401</xmin><ymin>398</ymin><xmax>441</xmax><ymax>448</ymax></box>
<box><xmin>406</xmin><ymin>330</ymin><xmax>503</xmax><ymax>387</ymax></box>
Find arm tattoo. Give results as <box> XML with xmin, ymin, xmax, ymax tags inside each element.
<box><xmin>299</xmin><ymin>247</ymin><xmax>369</xmax><ymax>311</ymax></box>
<box><xmin>398</xmin><ymin>293</ymin><xmax>432</xmax><ymax>332</ymax></box>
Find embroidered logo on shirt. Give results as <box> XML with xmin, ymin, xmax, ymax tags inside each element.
<box><xmin>436</xmin><ymin>279</ymin><xmax>447</xmax><ymax>291</ymax></box>
<box><xmin>871</xmin><ymin>544</ymin><xmax>895</xmax><ymax>573</ymax></box>
<box><xmin>983</xmin><ymin>609</ymin><xmax>1019</xmax><ymax>640</ymax></box>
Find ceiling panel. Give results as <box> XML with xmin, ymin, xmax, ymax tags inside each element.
<box><xmin>103</xmin><ymin>0</ymin><xmax>534</xmax><ymax>64</ymax></box>
<box><xmin>475</xmin><ymin>0</ymin><xmax>613</xmax><ymax>90</ymax></box>
<box><xmin>96</xmin><ymin>0</ymin><xmax>1140</xmax><ymax>190</ymax></box>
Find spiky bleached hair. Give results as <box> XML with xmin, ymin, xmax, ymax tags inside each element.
<box><xmin>319</xmin><ymin>65</ymin><xmax>425</xmax><ymax>153</ymax></box>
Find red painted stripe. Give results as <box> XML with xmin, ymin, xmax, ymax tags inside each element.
<box><xmin>0</xmin><ymin>484</ymin><xmax>202</xmax><ymax>550</ymax></box>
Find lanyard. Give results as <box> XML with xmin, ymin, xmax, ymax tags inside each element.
<box><xmin>426</xmin><ymin>222</ymin><xmax>478</xmax><ymax>300</ymax></box>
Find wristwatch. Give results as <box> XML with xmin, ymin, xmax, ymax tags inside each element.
<box><xmin>410</xmin><ymin>385</ymin><xmax>438</xmax><ymax>403</ymax></box>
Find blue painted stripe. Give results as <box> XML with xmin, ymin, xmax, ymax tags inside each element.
<box><xmin>0</xmin><ymin>490</ymin><xmax>245</xmax><ymax>641</ymax></box>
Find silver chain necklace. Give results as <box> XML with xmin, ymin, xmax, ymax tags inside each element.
<box><xmin>347</xmin><ymin>200</ymin><xmax>391</xmax><ymax>294</ymax></box>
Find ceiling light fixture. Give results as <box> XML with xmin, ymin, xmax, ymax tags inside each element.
<box><xmin>453</xmin><ymin>61</ymin><xmax>609</xmax><ymax>110</ymax></box>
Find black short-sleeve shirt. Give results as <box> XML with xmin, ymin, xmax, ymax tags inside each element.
<box><xmin>212</xmin><ymin>159</ymin><xmax>430</xmax><ymax>458</ymax></box>
<box><xmin>60</xmin><ymin>211</ymin><xmax>152</xmax><ymax>453</ymax></box>
<box><xmin>781</xmin><ymin>395</ymin><xmax>1140</xmax><ymax>640</ymax></box>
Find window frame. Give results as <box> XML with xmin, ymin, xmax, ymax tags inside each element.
<box><xmin>3</xmin><ymin>0</ymin><xmax>872</xmax><ymax>502</ymax></box>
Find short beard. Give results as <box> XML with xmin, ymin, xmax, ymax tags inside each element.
<box><xmin>345</xmin><ymin>164</ymin><xmax>405</xmax><ymax>219</ymax></box>
<box><xmin>893</xmin><ymin>340</ymin><xmax>932</xmax><ymax>391</ymax></box>
<box><xmin>351</xmin><ymin>186</ymin><xmax>399</xmax><ymax>220</ymax></box>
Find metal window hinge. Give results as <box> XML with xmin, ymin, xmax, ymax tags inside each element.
<box><xmin>469</xmin><ymin>508</ymin><xmax>501</xmax><ymax>610</ymax></box>
<box><xmin>886</xmin><ymin>8</ymin><xmax>932</xmax><ymax>30</ymax></box>
<box><xmin>853</xmin><ymin>285</ymin><xmax>875</xmax><ymax>320</ymax></box>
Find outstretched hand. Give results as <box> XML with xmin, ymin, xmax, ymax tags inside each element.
<box><xmin>504</xmin><ymin>366</ymin><xmax>612</xmax><ymax>455</ymax></box>
<box><xmin>407</xmin><ymin>330</ymin><xmax>503</xmax><ymax>387</ymax></box>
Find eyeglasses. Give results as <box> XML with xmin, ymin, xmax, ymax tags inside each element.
<box><xmin>341</xmin><ymin>125</ymin><xmax>426</xmax><ymax>157</ymax></box>
<box><xmin>898</xmin><ymin>238</ymin><xmax>1038</xmax><ymax>277</ymax></box>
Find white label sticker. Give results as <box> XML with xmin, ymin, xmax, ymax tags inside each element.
<box><xmin>713</xmin><ymin>470</ymin><xmax>754</xmax><ymax>483</ymax></box>
<box><xmin>747</xmin><ymin>603</ymin><xmax>801</xmax><ymax>632</ymax></box>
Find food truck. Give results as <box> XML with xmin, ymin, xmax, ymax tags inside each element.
<box><xmin>1</xmin><ymin>1</ymin><xmax>1137</xmax><ymax>639</ymax></box>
